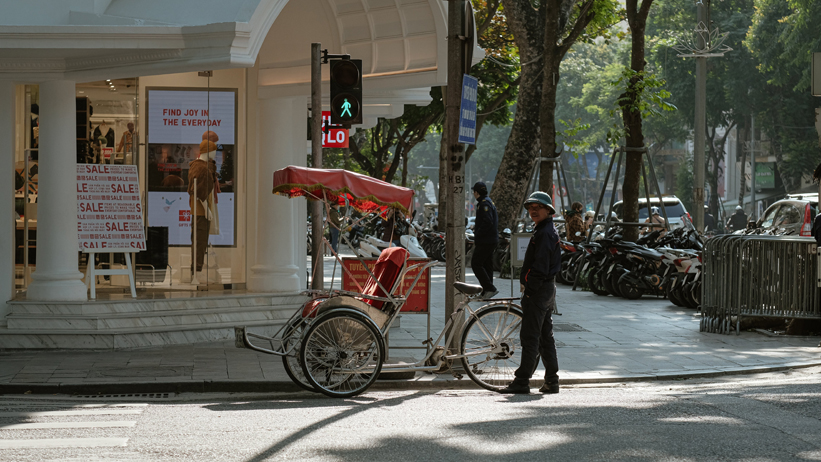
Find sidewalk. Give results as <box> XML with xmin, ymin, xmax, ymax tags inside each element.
<box><xmin>1</xmin><ymin>254</ymin><xmax>819</xmax><ymax>394</ymax></box>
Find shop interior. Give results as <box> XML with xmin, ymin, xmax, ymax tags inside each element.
<box><xmin>13</xmin><ymin>79</ymin><xmax>213</xmax><ymax>298</ymax></box>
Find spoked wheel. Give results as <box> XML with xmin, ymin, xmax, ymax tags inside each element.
<box><xmin>281</xmin><ymin>317</ymin><xmax>316</xmax><ymax>392</ymax></box>
<box><xmin>299</xmin><ymin>310</ymin><xmax>385</xmax><ymax>398</ymax></box>
<box><xmin>460</xmin><ymin>304</ymin><xmax>524</xmax><ymax>391</ymax></box>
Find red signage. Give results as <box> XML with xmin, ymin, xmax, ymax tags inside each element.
<box><xmin>342</xmin><ymin>257</ymin><xmax>430</xmax><ymax>312</ymax></box>
<box><xmin>321</xmin><ymin>111</ymin><xmax>349</xmax><ymax>148</ymax></box>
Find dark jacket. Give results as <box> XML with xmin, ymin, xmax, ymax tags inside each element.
<box><xmin>728</xmin><ymin>210</ymin><xmax>747</xmax><ymax>231</ymax></box>
<box><xmin>812</xmin><ymin>214</ymin><xmax>821</xmax><ymax>246</ymax></box>
<box><xmin>474</xmin><ymin>195</ymin><xmax>499</xmax><ymax>244</ymax></box>
<box><xmin>519</xmin><ymin>217</ymin><xmax>561</xmax><ymax>293</ymax></box>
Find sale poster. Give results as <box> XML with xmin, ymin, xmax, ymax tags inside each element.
<box><xmin>76</xmin><ymin>164</ymin><xmax>146</xmax><ymax>251</ymax></box>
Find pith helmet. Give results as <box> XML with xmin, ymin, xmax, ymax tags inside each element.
<box><xmin>523</xmin><ymin>191</ymin><xmax>555</xmax><ymax>213</ymax></box>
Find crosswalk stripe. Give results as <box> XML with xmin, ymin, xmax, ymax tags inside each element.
<box><xmin>0</xmin><ymin>409</ymin><xmax>142</xmax><ymax>417</ymax></box>
<box><xmin>0</xmin><ymin>421</ymin><xmax>137</xmax><ymax>430</ymax></box>
<box><xmin>0</xmin><ymin>403</ymin><xmax>147</xmax><ymax>409</ymax></box>
<box><xmin>0</xmin><ymin>438</ymin><xmax>129</xmax><ymax>449</ymax></box>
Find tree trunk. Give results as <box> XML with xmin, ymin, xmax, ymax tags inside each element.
<box><xmin>620</xmin><ymin>0</ymin><xmax>654</xmax><ymax>242</ymax></box>
<box><xmin>492</xmin><ymin>0</ymin><xmax>545</xmax><ymax>231</ymax></box>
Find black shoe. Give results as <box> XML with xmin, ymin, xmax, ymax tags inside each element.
<box><xmin>497</xmin><ymin>382</ymin><xmax>530</xmax><ymax>394</ymax></box>
<box><xmin>539</xmin><ymin>381</ymin><xmax>559</xmax><ymax>394</ymax></box>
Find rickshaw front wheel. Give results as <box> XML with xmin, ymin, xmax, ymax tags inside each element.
<box><xmin>299</xmin><ymin>309</ymin><xmax>385</xmax><ymax>398</ymax></box>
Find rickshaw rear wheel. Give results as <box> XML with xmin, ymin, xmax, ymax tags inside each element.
<box><xmin>299</xmin><ymin>309</ymin><xmax>385</xmax><ymax>398</ymax></box>
<box><xmin>460</xmin><ymin>304</ymin><xmax>524</xmax><ymax>392</ymax></box>
<box><xmin>281</xmin><ymin>317</ymin><xmax>317</xmax><ymax>392</ymax></box>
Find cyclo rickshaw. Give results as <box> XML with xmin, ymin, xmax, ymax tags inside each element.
<box><xmin>235</xmin><ymin>166</ymin><xmax>524</xmax><ymax>398</ymax></box>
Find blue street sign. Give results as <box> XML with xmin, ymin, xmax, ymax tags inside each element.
<box><xmin>458</xmin><ymin>74</ymin><xmax>478</xmax><ymax>145</ymax></box>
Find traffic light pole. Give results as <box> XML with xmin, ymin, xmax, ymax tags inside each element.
<box><xmin>445</xmin><ymin>0</ymin><xmax>466</xmax><ymax>347</ymax></box>
<box><xmin>310</xmin><ymin>43</ymin><xmax>324</xmax><ymax>290</ymax></box>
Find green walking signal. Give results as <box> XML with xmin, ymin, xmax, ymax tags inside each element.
<box><xmin>330</xmin><ymin>59</ymin><xmax>362</xmax><ymax>126</ymax></box>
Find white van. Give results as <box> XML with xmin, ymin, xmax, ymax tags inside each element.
<box><xmin>611</xmin><ymin>196</ymin><xmax>690</xmax><ymax>229</ymax></box>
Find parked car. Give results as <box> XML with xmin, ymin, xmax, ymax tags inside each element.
<box><xmin>756</xmin><ymin>193</ymin><xmax>818</xmax><ymax>236</ymax></box>
<box><xmin>612</xmin><ymin>196</ymin><xmax>690</xmax><ymax>230</ymax></box>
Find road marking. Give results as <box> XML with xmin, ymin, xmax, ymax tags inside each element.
<box><xmin>0</xmin><ymin>421</ymin><xmax>137</xmax><ymax>430</ymax></box>
<box><xmin>0</xmin><ymin>438</ymin><xmax>129</xmax><ymax>449</ymax></box>
<box><xmin>0</xmin><ymin>403</ymin><xmax>147</xmax><ymax>409</ymax></box>
<box><xmin>0</xmin><ymin>409</ymin><xmax>142</xmax><ymax>417</ymax></box>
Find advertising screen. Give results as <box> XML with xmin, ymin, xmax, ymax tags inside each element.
<box><xmin>145</xmin><ymin>88</ymin><xmax>237</xmax><ymax>246</ymax></box>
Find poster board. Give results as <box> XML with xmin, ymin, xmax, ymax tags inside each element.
<box><xmin>512</xmin><ymin>233</ymin><xmax>531</xmax><ymax>267</ymax></box>
<box><xmin>76</xmin><ymin>164</ymin><xmax>146</xmax><ymax>251</ymax></box>
<box><xmin>342</xmin><ymin>257</ymin><xmax>430</xmax><ymax>312</ymax></box>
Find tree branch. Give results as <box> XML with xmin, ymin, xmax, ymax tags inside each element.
<box><xmin>558</xmin><ymin>0</ymin><xmax>596</xmax><ymax>59</ymax></box>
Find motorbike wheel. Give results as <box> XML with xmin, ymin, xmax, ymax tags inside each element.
<box><xmin>588</xmin><ymin>268</ymin><xmax>610</xmax><ymax>296</ymax></box>
<box><xmin>617</xmin><ymin>273</ymin><xmax>643</xmax><ymax>300</ymax></box>
<box><xmin>667</xmin><ymin>284</ymin><xmax>683</xmax><ymax>307</ymax></box>
<box><xmin>683</xmin><ymin>281</ymin><xmax>699</xmax><ymax>309</ymax></box>
<box><xmin>608</xmin><ymin>269</ymin><xmax>626</xmax><ymax>297</ymax></box>
<box><xmin>693</xmin><ymin>280</ymin><xmax>702</xmax><ymax>308</ymax></box>
<box><xmin>601</xmin><ymin>267</ymin><xmax>616</xmax><ymax>296</ymax></box>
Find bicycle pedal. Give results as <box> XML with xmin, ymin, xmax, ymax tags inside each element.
<box><xmin>422</xmin><ymin>338</ymin><xmax>434</xmax><ymax>345</ymax></box>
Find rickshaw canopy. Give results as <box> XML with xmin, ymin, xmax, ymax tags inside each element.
<box><xmin>272</xmin><ymin>166</ymin><xmax>415</xmax><ymax>215</ymax></box>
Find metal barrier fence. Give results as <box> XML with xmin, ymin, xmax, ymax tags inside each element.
<box><xmin>701</xmin><ymin>235</ymin><xmax>820</xmax><ymax>334</ymax></box>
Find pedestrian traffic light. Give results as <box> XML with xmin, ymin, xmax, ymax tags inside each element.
<box><xmin>329</xmin><ymin>59</ymin><xmax>363</xmax><ymax>126</ymax></box>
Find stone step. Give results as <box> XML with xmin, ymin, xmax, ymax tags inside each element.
<box><xmin>6</xmin><ymin>303</ymin><xmax>302</xmax><ymax>331</ymax></box>
<box><xmin>8</xmin><ymin>293</ymin><xmax>307</xmax><ymax>316</ymax></box>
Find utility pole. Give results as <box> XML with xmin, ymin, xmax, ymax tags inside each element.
<box><xmin>750</xmin><ymin>113</ymin><xmax>756</xmax><ymax>220</ymax></box>
<box><xmin>310</xmin><ymin>43</ymin><xmax>324</xmax><ymax>290</ymax></box>
<box><xmin>692</xmin><ymin>1</ymin><xmax>708</xmax><ymax>231</ymax></box>
<box><xmin>445</xmin><ymin>0</ymin><xmax>466</xmax><ymax>344</ymax></box>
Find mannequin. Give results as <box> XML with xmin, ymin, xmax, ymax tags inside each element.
<box><xmin>188</xmin><ymin>138</ymin><xmax>220</xmax><ymax>282</ymax></box>
<box><xmin>93</xmin><ymin>120</ymin><xmax>115</xmax><ymax>148</ymax></box>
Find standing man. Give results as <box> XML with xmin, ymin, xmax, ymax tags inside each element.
<box><xmin>471</xmin><ymin>182</ymin><xmax>499</xmax><ymax>299</ymax></box>
<box><xmin>728</xmin><ymin>206</ymin><xmax>748</xmax><ymax>232</ymax></box>
<box><xmin>499</xmin><ymin>191</ymin><xmax>561</xmax><ymax>395</ymax></box>
<box><xmin>328</xmin><ymin>205</ymin><xmax>343</xmax><ymax>254</ymax></box>
<box><xmin>703</xmin><ymin>205</ymin><xmax>716</xmax><ymax>233</ymax></box>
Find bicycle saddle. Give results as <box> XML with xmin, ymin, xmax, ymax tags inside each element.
<box><xmin>453</xmin><ymin>282</ymin><xmax>483</xmax><ymax>295</ymax></box>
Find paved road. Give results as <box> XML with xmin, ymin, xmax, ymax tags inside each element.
<box><xmin>2</xmin><ymin>368</ymin><xmax>821</xmax><ymax>461</ymax></box>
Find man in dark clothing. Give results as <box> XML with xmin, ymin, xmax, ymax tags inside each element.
<box><xmin>728</xmin><ymin>206</ymin><xmax>748</xmax><ymax>232</ymax></box>
<box><xmin>498</xmin><ymin>191</ymin><xmax>561</xmax><ymax>395</ymax></box>
<box><xmin>812</xmin><ymin>212</ymin><xmax>821</xmax><ymax>246</ymax></box>
<box><xmin>471</xmin><ymin>182</ymin><xmax>499</xmax><ymax>299</ymax></box>
<box><xmin>703</xmin><ymin>205</ymin><xmax>716</xmax><ymax>233</ymax></box>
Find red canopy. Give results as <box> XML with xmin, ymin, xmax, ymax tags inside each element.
<box><xmin>272</xmin><ymin>166</ymin><xmax>415</xmax><ymax>215</ymax></box>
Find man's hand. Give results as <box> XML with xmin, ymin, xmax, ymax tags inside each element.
<box><xmin>520</xmin><ymin>284</ymin><xmax>525</xmax><ymax>294</ymax></box>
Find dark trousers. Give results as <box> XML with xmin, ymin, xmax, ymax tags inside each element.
<box><xmin>191</xmin><ymin>216</ymin><xmax>210</xmax><ymax>272</ymax></box>
<box><xmin>471</xmin><ymin>243</ymin><xmax>497</xmax><ymax>292</ymax></box>
<box><xmin>514</xmin><ymin>280</ymin><xmax>559</xmax><ymax>384</ymax></box>
<box><xmin>330</xmin><ymin>228</ymin><xmax>340</xmax><ymax>253</ymax></box>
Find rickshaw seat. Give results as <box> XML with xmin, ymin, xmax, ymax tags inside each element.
<box><xmin>361</xmin><ymin>246</ymin><xmax>409</xmax><ymax>310</ymax></box>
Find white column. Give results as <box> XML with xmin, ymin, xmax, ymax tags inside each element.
<box><xmin>0</xmin><ymin>81</ymin><xmax>14</xmax><ymax>314</ymax></box>
<box><xmin>26</xmin><ymin>80</ymin><xmax>87</xmax><ymax>301</ymax></box>
<box><xmin>246</xmin><ymin>96</ymin><xmax>302</xmax><ymax>292</ymax></box>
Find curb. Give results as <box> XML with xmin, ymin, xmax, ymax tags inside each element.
<box><xmin>2</xmin><ymin>361</ymin><xmax>820</xmax><ymax>396</ymax></box>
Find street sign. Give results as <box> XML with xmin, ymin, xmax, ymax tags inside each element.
<box><xmin>321</xmin><ymin>111</ymin><xmax>349</xmax><ymax>148</ymax></box>
<box><xmin>458</xmin><ymin>74</ymin><xmax>478</xmax><ymax>145</ymax></box>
